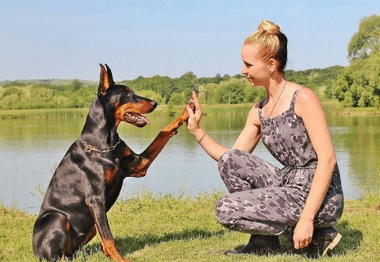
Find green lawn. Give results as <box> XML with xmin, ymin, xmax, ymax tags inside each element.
<box><xmin>0</xmin><ymin>192</ymin><xmax>379</xmax><ymax>261</ymax></box>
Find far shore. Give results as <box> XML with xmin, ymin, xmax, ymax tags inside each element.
<box><xmin>0</xmin><ymin>100</ymin><xmax>379</xmax><ymax>120</ymax></box>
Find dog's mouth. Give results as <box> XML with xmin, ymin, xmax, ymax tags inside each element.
<box><xmin>125</xmin><ymin>112</ymin><xmax>150</xmax><ymax>127</ymax></box>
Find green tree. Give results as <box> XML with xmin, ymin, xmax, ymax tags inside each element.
<box><xmin>1</xmin><ymin>94</ymin><xmax>19</xmax><ymax>109</ymax></box>
<box><xmin>197</xmin><ymin>83</ymin><xmax>218</xmax><ymax>104</ymax></box>
<box><xmin>168</xmin><ymin>93</ymin><xmax>184</xmax><ymax>105</ymax></box>
<box><xmin>139</xmin><ymin>90</ymin><xmax>164</xmax><ymax>105</ymax></box>
<box><xmin>335</xmin><ymin>51</ymin><xmax>380</xmax><ymax>108</ymax></box>
<box><xmin>72</xmin><ymin>79</ymin><xmax>83</xmax><ymax>91</ymax></box>
<box><xmin>348</xmin><ymin>15</ymin><xmax>380</xmax><ymax>60</ymax></box>
<box><xmin>334</xmin><ymin>15</ymin><xmax>380</xmax><ymax>108</ymax></box>
<box><xmin>177</xmin><ymin>72</ymin><xmax>196</xmax><ymax>91</ymax></box>
<box><xmin>214</xmin><ymin>79</ymin><xmax>246</xmax><ymax>104</ymax></box>
<box><xmin>244</xmin><ymin>85</ymin><xmax>266</xmax><ymax>103</ymax></box>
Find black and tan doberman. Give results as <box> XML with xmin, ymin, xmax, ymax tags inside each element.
<box><xmin>33</xmin><ymin>64</ymin><xmax>193</xmax><ymax>261</ymax></box>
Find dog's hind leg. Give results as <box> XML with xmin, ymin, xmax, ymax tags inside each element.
<box><xmin>33</xmin><ymin>212</ymin><xmax>74</xmax><ymax>261</ymax></box>
<box><xmin>83</xmin><ymin>225</ymin><xmax>97</xmax><ymax>246</ymax></box>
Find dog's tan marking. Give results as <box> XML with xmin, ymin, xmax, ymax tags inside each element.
<box><xmin>105</xmin><ymin>166</ymin><xmax>119</xmax><ymax>184</ymax></box>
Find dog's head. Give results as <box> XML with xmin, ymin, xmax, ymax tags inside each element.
<box><xmin>98</xmin><ymin>64</ymin><xmax>157</xmax><ymax>128</ymax></box>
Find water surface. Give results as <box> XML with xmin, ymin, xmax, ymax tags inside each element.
<box><xmin>1</xmin><ymin>108</ymin><xmax>379</xmax><ymax>214</ymax></box>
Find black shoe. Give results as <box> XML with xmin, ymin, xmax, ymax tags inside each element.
<box><xmin>307</xmin><ymin>227</ymin><xmax>342</xmax><ymax>258</ymax></box>
<box><xmin>224</xmin><ymin>235</ymin><xmax>281</xmax><ymax>256</ymax></box>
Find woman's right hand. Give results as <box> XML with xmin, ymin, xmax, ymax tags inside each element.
<box><xmin>186</xmin><ymin>90</ymin><xmax>203</xmax><ymax>135</ymax></box>
<box><xmin>186</xmin><ymin>89</ymin><xmax>229</xmax><ymax>161</ymax></box>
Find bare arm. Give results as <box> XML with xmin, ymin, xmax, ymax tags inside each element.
<box><xmin>293</xmin><ymin>88</ymin><xmax>337</xmax><ymax>250</ymax></box>
<box><xmin>186</xmin><ymin>90</ymin><xmax>227</xmax><ymax>161</ymax></box>
<box><xmin>186</xmin><ymin>90</ymin><xmax>261</xmax><ymax>161</ymax></box>
<box><xmin>233</xmin><ymin>102</ymin><xmax>262</xmax><ymax>153</ymax></box>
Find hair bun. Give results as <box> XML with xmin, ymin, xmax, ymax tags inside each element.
<box><xmin>258</xmin><ymin>19</ymin><xmax>280</xmax><ymax>35</ymax></box>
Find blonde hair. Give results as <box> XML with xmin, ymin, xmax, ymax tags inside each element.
<box><xmin>244</xmin><ymin>19</ymin><xmax>288</xmax><ymax>73</ymax></box>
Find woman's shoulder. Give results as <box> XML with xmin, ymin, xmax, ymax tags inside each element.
<box><xmin>246</xmin><ymin>101</ymin><xmax>262</xmax><ymax>125</ymax></box>
<box><xmin>292</xmin><ymin>84</ymin><xmax>323</xmax><ymax>116</ymax></box>
<box><xmin>295</xmin><ymin>86</ymin><xmax>320</xmax><ymax>104</ymax></box>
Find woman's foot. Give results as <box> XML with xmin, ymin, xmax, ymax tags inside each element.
<box><xmin>224</xmin><ymin>235</ymin><xmax>281</xmax><ymax>255</ymax></box>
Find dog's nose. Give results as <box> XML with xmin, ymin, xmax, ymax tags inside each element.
<box><xmin>151</xmin><ymin>100</ymin><xmax>158</xmax><ymax>109</ymax></box>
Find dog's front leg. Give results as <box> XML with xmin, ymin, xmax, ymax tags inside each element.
<box><xmin>128</xmin><ymin>103</ymin><xmax>193</xmax><ymax>177</ymax></box>
<box><xmin>85</xmin><ymin>197</ymin><xmax>129</xmax><ymax>262</ymax></box>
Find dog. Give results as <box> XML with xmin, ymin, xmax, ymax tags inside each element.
<box><xmin>33</xmin><ymin>64</ymin><xmax>193</xmax><ymax>261</ymax></box>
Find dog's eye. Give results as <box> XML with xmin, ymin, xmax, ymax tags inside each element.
<box><xmin>121</xmin><ymin>90</ymin><xmax>135</xmax><ymax>103</ymax></box>
<box><xmin>124</xmin><ymin>92</ymin><xmax>134</xmax><ymax>99</ymax></box>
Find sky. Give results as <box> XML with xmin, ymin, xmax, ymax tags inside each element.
<box><xmin>0</xmin><ymin>0</ymin><xmax>379</xmax><ymax>81</ymax></box>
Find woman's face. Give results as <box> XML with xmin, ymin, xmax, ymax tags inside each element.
<box><xmin>241</xmin><ymin>43</ymin><xmax>271</xmax><ymax>87</ymax></box>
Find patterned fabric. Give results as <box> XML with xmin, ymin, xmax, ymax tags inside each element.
<box><xmin>215</xmin><ymin>89</ymin><xmax>344</xmax><ymax>236</ymax></box>
<box><xmin>259</xmin><ymin>89</ymin><xmax>317</xmax><ymax>167</ymax></box>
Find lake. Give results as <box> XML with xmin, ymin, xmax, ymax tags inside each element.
<box><xmin>1</xmin><ymin>106</ymin><xmax>380</xmax><ymax>214</ymax></box>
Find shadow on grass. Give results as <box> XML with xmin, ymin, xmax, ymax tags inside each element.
<box><xmin>83</xmin><ymin>228</ymin><xmax>227</xmax><ymax>257</ymax></box>
<box><xmin>334</xmin><ymin>220</ymin><xmax>363</xmax><ymax>255</ymax></box>
<box><xmin>210</xmin><ymin>219</ymin><xmax>363</xmax><ymax>259</ymax></box>
<box><xmin>81</xmin><ymin>220</ymin><xmax>362</xmax><ymax>259</ymax></box>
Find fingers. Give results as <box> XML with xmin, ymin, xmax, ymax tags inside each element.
<box><xmin>293</xmin><ymin>234</ymin><xmax>312</xmax><ymax>249</ymax></box>
<box><xmin>294</xmin><ymin>239</ymin><xmax>311</xmax><ymax>249</ymax></box>
<box><xmin>186</xmin><ymin>91</ymin><xmax>202</xmax><ymax>132</ymax></box>
<box><xmin>186</xmin><ymin>104</ymin><xmax>195</xmax><ymax>117</ymax></box>
<box><xmin>192</xmin><ymin>90</ymin><xmax>201</xmax><ymax>110</ymax></box>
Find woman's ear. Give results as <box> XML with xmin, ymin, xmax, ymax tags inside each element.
<box><xmin>268</xmin><ymin>58</ymin><xmax>278</xmax><ymax>74</ymax></box>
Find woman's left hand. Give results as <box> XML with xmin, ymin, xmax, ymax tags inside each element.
<box><xmin>186</xmin><ymin>90</ymin><xmax>203</xmax><ymax>135</ymax></box>
<box><xmin>293</xmin><ymin>218</ymin><xmax>314</xmax><ymax>249</ymax></box>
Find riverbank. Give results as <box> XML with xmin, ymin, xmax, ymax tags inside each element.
<box><xmin>1</xmin><ymin>100</ymin><xmax>379</xmax><ymax>120</ymax></box>
<box><xmin>0</xmin><ymin>192</ymin><xmax>379</xmax><ymax>261</ymax></box>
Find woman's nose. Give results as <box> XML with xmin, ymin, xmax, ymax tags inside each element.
<box><xmin>241</xmin><ymin>65</ymin><xmax>248</xmax><ymax>74</ymax></box>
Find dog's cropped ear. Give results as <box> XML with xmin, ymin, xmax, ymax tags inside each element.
<box><xmin>98</xmin><ymin>63</ymin><xmax>115</xmax><ymax>96</ymax></box>
<box><xmin>105</xmin><ymin>64</ymin><xmax>115</xmax><ymax>85</ymax></box>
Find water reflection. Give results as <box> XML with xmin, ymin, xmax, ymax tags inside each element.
<box><xmin>0</xmin><ymin>108</ymin><xmax>379</xmax><ymax>214</ymax></box>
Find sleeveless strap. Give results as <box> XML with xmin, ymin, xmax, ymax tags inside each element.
<box><xmin>258</xmin><ymin>98</ymin><xmax>266</xmax><ymax>118</ymax></box>
<box><xmin>290</xmin><ymin>87</ymin><xmax>304</xmax><ymax>111</ymax></box>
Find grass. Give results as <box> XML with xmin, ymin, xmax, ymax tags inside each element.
<box><xmin>0</xmin><ymin>192</ymin><xmax>379</xmax><ymax>262</ymax></box>
<box><xmin>0</xmin><ymin>108</ymin><xmax>89</xmax><ymax>120</ymax></box>
<box><xmin>321</xmin><ymin>100</ymin><xmax>380</xmax><ymax>116</ymax></box>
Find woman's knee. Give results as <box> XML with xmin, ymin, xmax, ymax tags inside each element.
<box><xmin>215</xmin><ymin>195</ymin><xmax>231</xmax><ymax>225</ymax></box>
<box><xmin>218</xmin><ymin>149</ymin><xmax>236</xmax><ymax>171</ymax></box>
<box><xmin>218</xmin><ymin>149</ymin><xmax>250</xmax><ymax>174</ymax></box>
<box><xmin>214</xmin><ymin>194</ymin><xmax>239</xmax><ymax>228</ymax></box>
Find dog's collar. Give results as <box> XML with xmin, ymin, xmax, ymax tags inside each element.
<box><xmin>80</xmin><ymin>136</ymin><xmax>121</xmax><ymax>154</ymax></box>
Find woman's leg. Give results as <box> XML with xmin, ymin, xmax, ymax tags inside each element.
<box><xmin>216</xmin><ymin>150</ymin><xmax>306</xmax><ymax>235</ymax></box>
<box><xmin>215</xmin><ymin>186</ymin><xmax>304</xmax><ymax>235</ymax></box>
<box><xmin>216</xmin><ymin>149</ymin><xmax>344</xmax><ymax>256</ymax></box>
<box><xmin>218</xmin><ymin>149</ymin><xmax>283</xmax><ymax>193</ymax></box>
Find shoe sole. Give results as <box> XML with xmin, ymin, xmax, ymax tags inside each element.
<box><xmin>322</xmin><ymin>232</ymin><xmax>342</xmax><ymax>256</ymax></box>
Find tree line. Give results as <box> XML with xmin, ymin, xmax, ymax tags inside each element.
<box><xmin>0</xmin><ymin>66</ymin><xmax>344</xmax><ymax>110</ymax></box>
<box><xmin>0</xmin><ymin>14</ymin><xmax>378</xmax><ymax>110</ymax></box>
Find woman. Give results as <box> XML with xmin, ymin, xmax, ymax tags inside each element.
<box><xmin>186</xmin><ymin>19</ymin><xmax>344</xmax><ymax>257</ymax></box>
